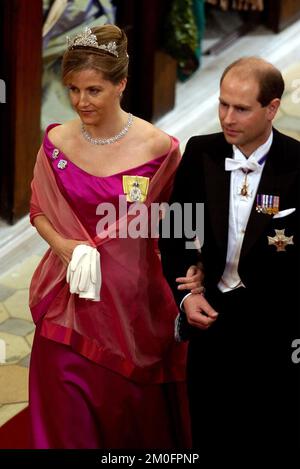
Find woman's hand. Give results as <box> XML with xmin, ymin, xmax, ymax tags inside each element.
<box><xmin>51</xmin><ymin>237</ymin><xmax>90</xmax><ymax>267</ymax></box>
<box><xmin>176</xmin><ymin>264</ymin><xmax>205</xmax><ymax>294</ymax></box>
<box><xmin>33</xmin><ymin>215</ymin><xmax>90</xmax><ymax>268</ymax></box>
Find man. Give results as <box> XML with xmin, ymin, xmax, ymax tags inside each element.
<box><xmin>159</xmin><ymin>57</ymin><xmax>299</xmax><ymax>462</ymax></box>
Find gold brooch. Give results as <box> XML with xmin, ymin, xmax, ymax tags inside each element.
<box><xmin>122</xmin><ymin>175</ymin><xmax>149</xmax><ymax>203</ymax></box>
<box><xmin>267</xmin><ymin>229</ymin><xmax>294</xmax><ymax>252</ymax></box>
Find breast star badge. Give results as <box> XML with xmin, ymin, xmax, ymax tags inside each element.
<box><xmin>267</xmin><ymin>229</ymin><xmax>294</xmax><ymax>252</ymax></box>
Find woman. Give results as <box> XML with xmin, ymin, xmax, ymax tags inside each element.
<box><xmin>29</xmin><ymin>24</ymin><xmax>198</xmax><ymax>449</ymax></box>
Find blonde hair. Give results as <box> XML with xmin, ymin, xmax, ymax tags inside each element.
<box><xmin>62</xmin><ymin>24</ymin><xmax>129</xmax><ymax>84</ymax></box>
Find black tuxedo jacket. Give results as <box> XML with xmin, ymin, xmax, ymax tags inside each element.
<box><xmin>159</xmin><ymin>128</ymin><xmax>300</xmax><ymax>312</ymax></box>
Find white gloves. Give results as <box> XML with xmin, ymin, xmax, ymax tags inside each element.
<box><xmin>66</xmin><ymin>245</ymin><xmax>101</xmax><ymax>301</ymax></box>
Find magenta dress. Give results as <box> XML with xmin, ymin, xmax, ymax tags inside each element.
<box><xmin>29</xmin><ymin>125</ymin><xmax>191</xmax><ymax>449</ymax></box>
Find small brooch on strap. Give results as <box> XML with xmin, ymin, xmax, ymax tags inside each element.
<box><xmin>52</xmin><ymin>148</ymin><xmax>59</xmax><ymax>159</ymax></box>
<box><xmin>57</xmin><ymin>159</ymin><xmax>68</xmax><ymax>170</ymax></box>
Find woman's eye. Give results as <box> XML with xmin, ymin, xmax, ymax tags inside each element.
<box><xmin>89</xmin><ymin>89</ymin><xmax>100</xmax><ymax>95</ymax></box>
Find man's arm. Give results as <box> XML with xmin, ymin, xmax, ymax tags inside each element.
<box><xmin>159</xmin><ymin>137</ymin><xmax>202</xmax><ymax>306</ymax></box>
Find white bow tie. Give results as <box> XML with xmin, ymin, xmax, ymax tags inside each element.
<box><xmin>225</xmin><ymin>157</ymin><xmax>261</xmax><ymax>172</ymax></box>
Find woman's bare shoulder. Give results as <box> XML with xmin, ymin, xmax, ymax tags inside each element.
<box><xmin>134</xmin><ymin>117</ymin><xmax>172</xmax><ymax>156</ymax></box>
<box><xmin>47</xmin><ymin>120</ymin><xmax>79</xmax><ymax>148</ymax></box>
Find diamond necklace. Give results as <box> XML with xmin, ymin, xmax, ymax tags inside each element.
<box><xmin>81</xmin><ymin>113</ymin><xmax>133</xmax><ymax>145</ymax></box>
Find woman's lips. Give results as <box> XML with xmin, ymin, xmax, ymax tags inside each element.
<box><xmin>79</xmin><ymin>110</ymin><xmax>96</xmax><ymax>115</ymax></box>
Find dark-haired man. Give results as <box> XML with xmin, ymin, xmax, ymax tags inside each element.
<box><xmin>160</xmin><ymin>57</ymin><xmax>300</xmax><ymax>462</ymax></box>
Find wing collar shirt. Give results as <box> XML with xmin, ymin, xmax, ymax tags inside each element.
<box><xmin>218</xmin><ymin>131</ymin><xmax>273</xmax><ymax>292</ymax></box>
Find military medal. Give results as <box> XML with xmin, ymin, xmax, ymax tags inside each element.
<box><xmin>122</xmin><ymin>175</ymin><xmax>149</xmax><ymax>203</ymax></box>
<box><xmin>268</xmin><ymin>229</ymin><xmax>294</xmax><ymax>252</ymax></box>
<box><xmin>239</xmin><ymin>170</ymin><xmax>252</xmax><ymax>197</ymax></box>
<box><xmin>256</xmin><ymin>194</ymin><xmax>280</xmax><ymax>215</ymax></box>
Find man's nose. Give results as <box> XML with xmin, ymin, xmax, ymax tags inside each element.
<box><xmin>223</xmin><ymin>107</ymin><xmax>235</xmax><ymax>124</ymax></box>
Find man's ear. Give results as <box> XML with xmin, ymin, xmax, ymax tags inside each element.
<box><xmin>267</xmin><ymin>98</ymin><xmax>281</xmax><ymax>120</ymax></box>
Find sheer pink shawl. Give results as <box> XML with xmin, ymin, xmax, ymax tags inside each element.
<box><xmin>29</xmin><ymin>138</ymin><xmax>187</xmax><ymax>383</ymax></box>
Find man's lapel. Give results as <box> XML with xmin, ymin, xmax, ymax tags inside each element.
<box><xmin>241</xmin><ymin>129</ymin><xmax>285</xmax><ymax>258</ymax></box>
<box><xmin>203</xmin><ymin>137</ymin><xmax>232</xmax><ymax>253</ymax></box>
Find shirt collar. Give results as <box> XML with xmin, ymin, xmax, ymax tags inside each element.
<box><xmin>233</xmin><ymin>130</ymin><xmax>273</xmax><ymax>165</ymax></box>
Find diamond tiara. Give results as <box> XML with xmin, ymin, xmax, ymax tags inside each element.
<box><xmin>66</xmin><ymin>27</ymin><xmax>119</xmax><ymax>57</ymax></box>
